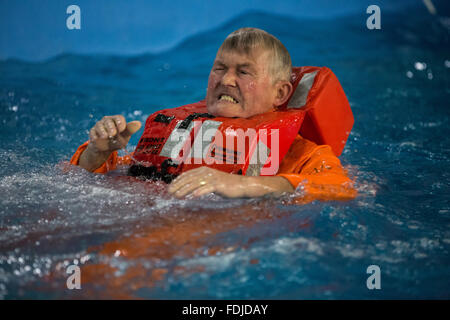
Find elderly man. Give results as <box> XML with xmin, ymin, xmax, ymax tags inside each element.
<box><xmin>70</xmin><ymin>28</ymin><xmax>356</xmax><ymax>200</ymax></box>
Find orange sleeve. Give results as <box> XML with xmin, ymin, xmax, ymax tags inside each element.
<box><xmin>277</xmin><ymin>135</ymin><xmax>357</xmax><ymax>201</ymax></box>
<box><xmin>70</xmin><ymin>141</ymin><xmax>133</xmax><ymax>174</ymax></box>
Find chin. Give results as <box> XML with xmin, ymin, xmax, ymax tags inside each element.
<box><xmin>207</xmin><ymin>102</ymin><xmax>243</xmax><ymax>118</ymax></box>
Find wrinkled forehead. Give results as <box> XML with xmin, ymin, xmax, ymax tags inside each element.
<box><xmin>215</xmin><ymin>46</ymin><xmax>272</xmax><ymax>68</ymax></box>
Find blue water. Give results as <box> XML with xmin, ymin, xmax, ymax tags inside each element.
<box><xmin>1</xmin><ymin>4</ymin><xmax>449</xmax><ymax>299</ymax></box>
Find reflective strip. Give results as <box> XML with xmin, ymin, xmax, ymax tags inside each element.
<box><xmin>245</xmin><ymin>140</ymin><xmax>270</xmax><ymax>177</ymax></box>
<box><xmin>189</xmin><ymin>120</ymin><xmax>222</xmax><ymax>159</ymax></box>
<box><xmin>159</xmin><ymin>120</ymin><xmax>194</xmax><ymax>159</ymax></box>
<box><xmin>287</xmin><ymin>70</ymin><xmax>319</xmax><ymax>109</ymax></box>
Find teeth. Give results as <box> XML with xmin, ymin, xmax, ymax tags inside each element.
<box><xmin>219</xmin><ymin>95</ymin><xmax>238</xmax><ymax>103</ymax></box>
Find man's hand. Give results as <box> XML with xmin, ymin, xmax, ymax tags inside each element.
<box><xmin>168</xmin><ymin>167</ymin><xmax>294</xmax><ymax>198</ymax></box>
<box><xmin>79</xmin><ymin>115</ymin><xmax>141</xmax><ymax>172</ymax></box>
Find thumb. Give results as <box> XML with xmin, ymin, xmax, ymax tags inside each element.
<box><xmin>120</xmin><ymin>120</ymin><xmax>142</xmax><ymax>139</ymax></box>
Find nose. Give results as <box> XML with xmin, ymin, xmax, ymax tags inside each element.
<box><xmin>221</xmin><ymin>69</ymin><xmax>237</xmax><ymax>87</ymax></box>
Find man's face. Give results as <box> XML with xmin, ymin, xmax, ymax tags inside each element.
<box><xmin>206</xmin><ymin>47</ymin><xmax>278</xmax><ymax>118</ymax></box>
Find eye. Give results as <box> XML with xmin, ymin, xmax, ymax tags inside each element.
<box><xmin>239</xmin><ymin>69</ymin><xmax>251</xmax><ymax>76</ymax></box>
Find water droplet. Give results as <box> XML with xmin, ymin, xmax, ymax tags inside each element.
<box><xmin>414</xmin><ymin>62</ymin><xmax>426</xmax><ymax>71</ymax></box>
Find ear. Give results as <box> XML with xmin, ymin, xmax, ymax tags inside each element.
<box><xmin>273</xmin><ymin>81</ymin><xmax>293</xmax><ymax>107</ymax></box>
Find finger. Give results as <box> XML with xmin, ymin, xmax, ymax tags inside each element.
<box><xmin>174</xmin><ymin>179</ymin><xmax>211</xmax><ymax>198</ymax></box>
<box><xmin>192</xmin><ymin>184</ymin><xmax>216</xmax><ymax>197</ymax></box>
<box><xmin>169</xmin><ymin>168</ymin><xmax>207</xmax><ymax>195</ymax></box>
<box><xmin>89</xmin><ymin>127</ymin><xmax>99</xmax><ymax>141</ymax></box>
<box><xmin>168</xmin><ymin>174</ymin><xmax>193</xmax><ymax>194</ymax></box>
<box><xmin>112</xmin><ymin>115</ymin><xmax>127</xmax><ymax>133</ymax></box>
<box><xmin>103</xmin><ymin>118</ymin><xmax>118</xmax><ymax>137</ymax></box>
<box><xmin>172</xmin><ymin>171</ymin><xmax>214</xmax><ymax>194</ymax></box>
<box><xmin>95</xmin><ymin>123</ymin><xmax>108</xmax><ymax>139</ymax></box>
<box><xmin>120</xmin><ymin>121</ymin><xmax>142</xmax><ymax>139</ymax></box>
<box><xmin>170</xmin><ymin>168</ymin><xmax>200</xmax><ymax>186</ymax></box>
<box><xmin>169</xmin><ymin>168</ymin><xmax>208</xmax><ymax>193</ymax></box>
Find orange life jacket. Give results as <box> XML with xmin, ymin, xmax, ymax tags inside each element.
<box><xmin>128</xmin><ymin>66</ymin><xmax>354</xmax><ymax>183</ymax></box>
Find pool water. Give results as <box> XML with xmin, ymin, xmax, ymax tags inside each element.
<box><xmin>0</xmin><ymin>4</ymin><xmax>449</xmax><ymax>299</ymax></box>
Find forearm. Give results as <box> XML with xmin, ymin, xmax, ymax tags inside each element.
<box><xmin>241</xmin><ymin>175</ymin><xmax>294</xmax><ymax>197</ymax></box>
<box><xmin>78</xmin><ymin>143</ymin><xmax>112</xmax><ymax>172</ymax></box>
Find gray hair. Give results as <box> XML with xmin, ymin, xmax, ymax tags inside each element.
<box><xmin>219</xmin><ymin>27</ymin><xmax>292</xmax><ymax>83</ymax></box>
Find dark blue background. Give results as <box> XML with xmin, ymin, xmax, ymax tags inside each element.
<box><xmin>1</xmin><ymin>0</ymin><xmax>419</xmax><ymax>61</ymax></box>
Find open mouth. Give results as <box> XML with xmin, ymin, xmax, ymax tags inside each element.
<box><xmin>218</xmin><ymin>94</ymin><xmax>239</xmax><ymax>104</ymax></box>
